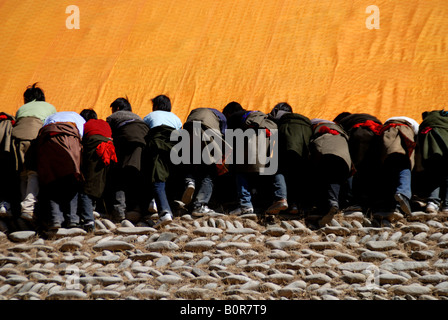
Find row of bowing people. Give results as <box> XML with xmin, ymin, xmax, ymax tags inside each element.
<box><xmin>0</xmin><ymin>83</ymin><xmax>447</xmax><ymax>232</ymax></box>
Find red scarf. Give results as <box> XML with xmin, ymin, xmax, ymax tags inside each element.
<box><xmin>381</xmin><ymin>122</ymin><xmax>416</xmax><ymax>157</ymax></box>
<box><xmin>84</xmin><ymin>119</ymin><xmax>112</xmax><ymax>138</ymax></box>
<box><xmin>352</xmin><ymin>120</ymin><xmax>383</xmax><ymax>135</ymax></box>
<box><xmin>318</xmin><ymin>125</ymin><xmax>340</xmax><ymax>135</ymax></box>
<box><xmin>96</xmin><ymin>140</ymin><xmax>117</xmax><ymax>166</ymax></box>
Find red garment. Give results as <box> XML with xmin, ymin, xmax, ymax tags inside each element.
<box><xmin>318</xmin><ymin>125</ymin><xmax>340</xmax><ymax>135</ymax></box>
<box><xmin>352</xmin><ymin>120</ymin><xmax>383</xmax><ymax>135</ymax></box>
<box><xmin>265</xmin><ymin>128</ymin><xmax>271</xmax><ymax>137</ymax></box>
<box><xmin>84</xmin><ymin>119</ymin><xmax>112</xmax><ymax>138</ymax></box>
<box><xmin>420</xmin><ymin>126</ymin><xmax>433</xmax><ymax>134</ymax></box>
<box><xmin>0</xmin><ymin>114</ymin><xmax>15</xmax><ymax>125</ymax></box>
<box><xmin>379</xmin><ymin>122</ymin><xmax>408</xmax><ymax>135</ymax></box>
<box><xmin>96</xmin><ymin>140</ymin><xmax>117</xmax><ymax>166</ymax></box>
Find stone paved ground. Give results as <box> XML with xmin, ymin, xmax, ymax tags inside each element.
<box><xmin>1</xmin><ymin>204</ymin><xmax>448</xmax><ymax>301</ymax></box>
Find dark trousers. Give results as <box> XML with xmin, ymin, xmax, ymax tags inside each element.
<box><xmin>153</xmin><ymin>181</ymin><xmax>172</xmax><ymax>217</ymax></box>
<box><xmin>108</xmin><ymin>166</ymin><xmax>147</xmax><ymax>218</ymax></box>
<box><xmin>313</xmin><ymin>155</ymin><xmax>348</xmax><ymax>215</ymax></box>
<box><xmin>78</xmin><ymin>193</ymin><xmax>95</xmax><ymax>225</ymax></box>
<box><xmin>41</xmin><ymin>175</ymin><xmax>80</xmax><ymax>227</ymax></box>
<box><xmin>184</xmin><ymin>164</ymin><xmax>216</xmax><ymax>207</ymax></box>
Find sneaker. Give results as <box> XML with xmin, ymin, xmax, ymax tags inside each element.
<box><xmin>49</xmin><ymin>223</ymin><xmax>61</xmax><ymax>231</ymax></box>
<box><xmin>394</xmin><ymin>193</ymin><xmax>412</xmax><ymax>216</ymax></box>
<box><xmin>266</xmin><ymin>199</ymin><xmax>288</xmax><ymax>215</ymax></box>
<box><xmin>112</xmin><ymin>209</ymin><xmax>126</xmax><ymax>222</ymax></box>
<box><xmin>148</xmin><ymin>199</ymin><xmax>158</xmax><ymax>213</ymax></box>
<box><xmin>67</xmin><ymin>222</ymin><xmax>79</xmax><ymax>228</ymax></box>
<box><xmin>441</xmin><ymin>206</ymin><xmax>448</xmax><ymax>214</ymax></box>
<box><xmin>288</xmin><ymin>203</ymin><xmax>299</xmax><ymax>215</ymax></box>
<box><xmin>426</xmin><ymin>201</ymin><xmax>439</xmax><ymax>214</ymax></box>
<box><xmin>0</xmin><ymin>202</ymin><xmax>11</xmax><ymax>218</ymax></box>
<box><xmin>229</xmin><ymin>206</ymin><xmax>254</xmax><ymax>216</ymax></box>
<box><xmin>82</xmin><ymin>222</ymin><xmax>95</xmax><ymax>233</ymax></box>
<box><xmin>343</xmin><ymin>204</ymin><xmax>363</xmax><ymax>214</ymax></box>
<box><xmin>181</xmin><ymin>182</ymin><xmax>195</xmax><ymax>206</ymax></box>
<box><xmin>318</xmin><ymin>206</ymin><xmax>339</xmax><ymax>228</ymax></box>
<box><xmin>154</xmin><ymin>212</ymin><xmax>173</xmax><ymax>229</ymax></box>
<box><xmin>192</xmin><ymin>204</ymin><xmax>215</xmax><ymax>217</ymax></box>
<box><xmin>20</xmin><ymin>211</ymin><xmax>34</xmax><ymax>221</ymax></box>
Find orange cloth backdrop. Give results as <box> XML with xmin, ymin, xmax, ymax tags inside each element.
<box><xmin>1</xmin><ymin>0</ymin><xmax>448</xmax><ymax>123</ymax></box>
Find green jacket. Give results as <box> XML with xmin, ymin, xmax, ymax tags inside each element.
<box><xmin>277</xmin><ymin>112</ymin><xmax>312</xmax><ymax>160</ymax></box>
<box><xmin>418</xmin><ymin>110</ymin><xmax>448</xmax><ymax>166</ymax></box>
<box><xmin>146</xmin><ymin>125</ymin><xmax>177</xmax><ymax>182</ymax></box>
<box><xmin>81</xmin><ymin>134</ymin><xmax>112</xmax><ymax>198</ymax></box>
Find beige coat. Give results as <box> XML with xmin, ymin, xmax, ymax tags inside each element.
<box><xmin>381</xmin><ymin>119</ymin><xmax>417</xmax><ymax>169</ymax></box>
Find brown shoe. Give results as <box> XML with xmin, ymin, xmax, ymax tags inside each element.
<box><xmin>266</xmin><ymin>199</ymin><xmax>288</xmax><ymax>215</ymax></box>
<box><xmin>318</xmin><ymin>206</ymin><xmax>339</xmax><ymax>228</ymax></box>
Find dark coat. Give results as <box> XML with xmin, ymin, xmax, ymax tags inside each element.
<box><xmin>277</xmin><ymin>112</ymin><xmax>312</xmax><ymax>161</ymax></box>
<box><xmin>337</xmin><ymin>113</ymin><xmax>382</xmax><ymax>169</ymax></box>
<box><xmin>310</xmin><ymin>121</ymin><xmax>352</xmax><ymax>175</ymax></box>
<box><xmin>146</xmin><ymin>125</ymin><xmax>177</xmax><ymax>183</ymax></box>
<box><xmin>81</xmin><ymin>134</ymin><xmax>113</xmax><ymax>198</ymax></box>
<box><xmin>381</xmin><ymin>119</ymin><xmax>417</xmax><ymax>169</ymax></box>
<box><xmin>36</xmin><ymin>122</ymin><xmax>83</xmax><ymax>186</ymax></box>
<box><xmin>183</xmin><ymin>108</ymin><xmax>231</xmax><ymax>174</ymax></box>
<box><xmin>11</xmin><ymin>116</ymin><xmax>43</xmax><ymax>171</ymax></box>
<box><xmin>418</xmin><ymin>110</ymin><xmax>448</xmax><ymax>167</ymax></box>
<box><xmin>226</xmin><ymin>111</ymin><xmax>277</xmax><ymax>173</ymax></box>
<box><xmin>111</xmin><ymin>119</ymin><xmax>149</xmax><ymax>171</ymax></box>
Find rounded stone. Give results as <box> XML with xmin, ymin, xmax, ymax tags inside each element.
<box><xmin>305</xmin><ymin>274</ymin><xmax>332</xmax><ymax>284</ymax></box>
<box><xmin>116</xmin><ymin>227</ymin><xmax>156</xmax><ymax>235</ymax></box>
<box><xmin>91</xmin><ymin>290</ymin><xmax>121</xmax><ymax>299</ymax></box>
<box><xmin>360</xmin><ymin>251</ymin><xmax>388</xmax><ymax>262</ymax></box>
<box><xmin>365</xmin><ymin>241</ymin><xmax>397</xmax><ymax>251</ymax></box>
<box><xmin>46</xmin><ymin>290</ymin><xmax>87</xmax><ymax>300</ymax></box>
<box><xmin>8</xmin><ymin>231</ymin><xmax>36</xmax><ymax>243</ymax></box>
<box><xmin>92</xmin><ymin>241</ymin><xmax>135</xmax><ymax>251</ymax></box>
<box><xmin>156</xmin><ymin>275</ymin><xmax>182</xmax><ymax>284</ymax></box>
<box><xmin>193</xmin><ymin>227</ymin><xmax>223</xmax><ymax>236</ymax></box>
<box><xmin>184</xmin><ymin>240</ymin><xmax>215</xmax><ymax>252</ymax></box>
<box><xmin>59</xmin><ymin>241</ymin><xmax>83</xmax><ymax>252</ymax></box>
<box><xmin>404</xmin><ymin>240</ymin><xmax>428</xmax><ymax>251</ymax></box>
<box><xmin>146</xmin><ymin>241</ymin><xmax>180</xmax><ymax>251</ymax></box>
<box><xmin>392</xmin><ymin>284</ymin><xmax>431</xmax><ymax>296</ymax></box>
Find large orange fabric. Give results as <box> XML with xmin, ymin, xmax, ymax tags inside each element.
<box><xmin>1</xmin><ymin>0</ymin><xmax>447</xmax><ymax>123</ymax></box>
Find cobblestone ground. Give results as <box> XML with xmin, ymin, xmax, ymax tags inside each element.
<box><xmin>1</xmin><ymin>203</ymin><xmax>448</xmax><ymax>301</ymax></box>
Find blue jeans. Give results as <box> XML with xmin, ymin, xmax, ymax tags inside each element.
<box><xmin>78</xmin><ymin>193</ymin><xmax>95</xmax><ymax>225</ymax></box>
<box><xmin>396</xmin><ymin>168</ymin><xmax>412</xmax><ymax>200</ymax></box>
<box><xmin>185</xmin><ymin>164</ymin><xmax>215</xmax><ymax>207</ymax></box>
<box><xmin>428</xmin><ymin>173</ymin><xmax>448</xmax><ymax>207</ymax></box>
<box><xmin>236</xmin><ymin>172</ymin><xmax>287</xmax><ymax>208</ymax></box>
<box><xmin>48</xmin><ymin>191</ymin><xmax>79</xmax><ymax>227</ymax></box>
<box><xmin>236</xmin><ymin>173</ymin><xmax>253</xmax><ymax>209</ymax></box>
<box><xmin>273</xmin><ymin>173</ymin><xmax>288</xmax><ymax>201</ymax></box>
<box><xmin>153</xmin><ymin>181</ymin><xmax>172</xmax><ymax>216</ymax></box>
<box><xmin>43</xmin><ymin>176</ymin><xmax>80</xmax><ymax>227</ymax></box>
<box><xmin>313</xmin><ymin>155</ymin><xmax>348</xmax><ymax>212</ymax></box>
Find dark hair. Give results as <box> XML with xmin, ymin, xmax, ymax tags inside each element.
<box><xmin>151</xmin><ymin>95</ymin><xmax>171</xmax><ymax>112</ymax></box>
<box><xmin>23</xmin><ymin>82</ymin><xmax>45</xmax><ymax>103</ymax></box>
<box><xmin>222</xmin><ymin>101</ymin><xmax>244</xmax><ymax>119</ymax></box>
<box><xmin>272</xmin><ymin>102</ymin><xmax>292</xmax><ymax>113</ymax></box>
<box><xmin>80</xmin><ymin>108</ymin><xmax>98</xmax><ymax>121</ymax></box>
<box><xmin>333</xmin><ymin>112</ymin><xmax>351</xmax><ymax>123</ymax></box>
<box><xmin>110</xmin><ymin>97</ymin><xmax>132</xmax><ymax>112</ymax></box>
